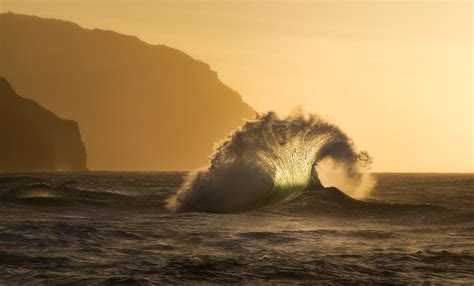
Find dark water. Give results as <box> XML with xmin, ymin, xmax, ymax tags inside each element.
<box><xmin>0</xmin><ymin>172</ymin><xmax>473</xmax><ymax>284</ymax></box>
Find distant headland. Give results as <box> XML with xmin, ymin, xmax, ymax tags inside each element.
<box><xmin>0</xmin><ymin>77</ymin><xmax>87</xmax><ymax>171</ymax></box>
<box><xmin>0</xmin><ymin>12</ymin><xmax>255</xmax><ymax>171</ymax></box>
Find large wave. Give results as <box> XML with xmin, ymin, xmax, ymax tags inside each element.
<box><xmin>167</xmin><ymin>111</ymin><xmax>374</xmax><ymax>213</ymax></box>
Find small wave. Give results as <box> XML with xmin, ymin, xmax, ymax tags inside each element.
<box><xmin>0</xmin><ymin>183</ymin><xmax>164</xmax><ymax>210</ymax></box>
<box><xmin>15</xmin><ymin>184</ymin><xmax>60</xmax><ymax>198</ymax></box>
<box><xmin>271</xmin><ymin>186</ymin><xmax>451</xmax><ymax>221</ymax></box>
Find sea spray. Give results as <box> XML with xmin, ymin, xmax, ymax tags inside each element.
<box><xmin>316</xmin><ymin>157</ymin><xmax>375</xmax><ymax>198</ymax></box>
<box><xmin>167</xmin><ymin>111</ymin><xmax>373</xmax><ymax>213</ymax></box>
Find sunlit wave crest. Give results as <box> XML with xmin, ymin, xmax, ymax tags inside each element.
<box><xmin>167</xmin><ymin>111</ymin><xmax>374</xmax><ymax>213</ymax></box>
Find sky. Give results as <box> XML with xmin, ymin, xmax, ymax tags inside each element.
<box><xmin>1</xmin><ymin>0</ymin><xmax>473</xmax><ymax>172</ymax></box>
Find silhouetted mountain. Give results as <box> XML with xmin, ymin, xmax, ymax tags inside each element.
<box><xmin>0</xmin><ymin>13</ymin><xmax>255</xmax><ymax>170</ymax></box>
<box><xmin>0</xmin><ymin>77</ymin><xmax>87</xmax><ymax>171</ymax></box>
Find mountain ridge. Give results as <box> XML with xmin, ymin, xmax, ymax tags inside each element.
<box><xmin>0</xmin><ymin>12</ymin><xmax>256</xmax><ymax>170</ymax></box>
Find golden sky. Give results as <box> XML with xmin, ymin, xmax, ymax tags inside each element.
<box><xmin>2</xmin><ymin>0</ymin><xmax>473</xmax><ymax>172</ymax></box>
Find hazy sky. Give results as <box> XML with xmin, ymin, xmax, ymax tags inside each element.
<box><xmin>2</xmin><ymin>0</ymin><xmax>473</xmax><ymax>172</ymax></box>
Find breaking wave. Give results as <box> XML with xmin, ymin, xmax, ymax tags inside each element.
<box><xmin>168</xmin><ymin>111</ymin><xmax>374</xmax><ymax>213</ymax></box>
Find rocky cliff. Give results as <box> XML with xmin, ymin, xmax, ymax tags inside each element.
<box><xmin>0</xmin><ymin>13</ymin><xmax>256</xmax><ymax>170</ymax></box>
<box><xmin>0</xmin><ymin>77</ymin><xmax>87</xmax><ymax>171</ymax></box>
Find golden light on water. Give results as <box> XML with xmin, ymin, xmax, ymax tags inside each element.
<box><xmin>256</xmin><ymin>134</ymin><xmax>327</xmax><ymax>192</ymax></box>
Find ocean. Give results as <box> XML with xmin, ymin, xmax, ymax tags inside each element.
<box><xmin>0</xmin><ymin>172</ymin><xmax>473</xmax><ymax>284</ymax></box>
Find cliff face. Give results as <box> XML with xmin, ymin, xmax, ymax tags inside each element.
<box><xmin>0</xmin><ymin>13</ymin><xmax>256</xmax><ymax>171</ymax></box>
<box><xmin>0</xmin><ymin>77</ymin><xmax>87</xmax><ymax>171</ymax></box>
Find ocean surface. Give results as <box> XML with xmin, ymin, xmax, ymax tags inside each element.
<box><xmin>0</xmin><ymin>172</ymin><xmax>473</xmax><ymax>284</ymax></box>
